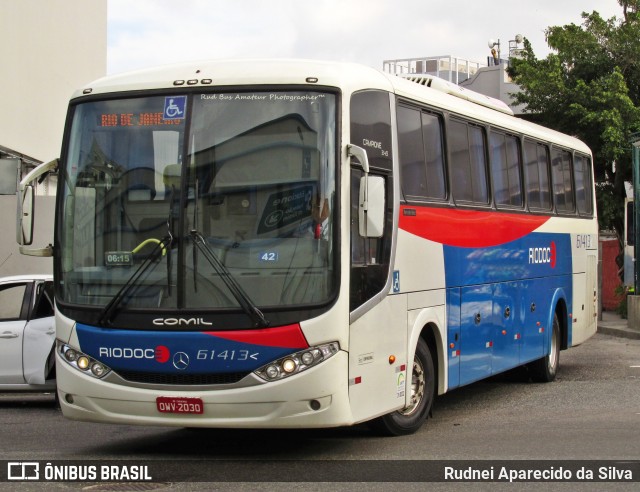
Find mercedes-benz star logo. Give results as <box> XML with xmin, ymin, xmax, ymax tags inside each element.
<box><xmin>172</xmin><ymin>351</ymin><xmax>190</xmax><ymax>370</ymax></box>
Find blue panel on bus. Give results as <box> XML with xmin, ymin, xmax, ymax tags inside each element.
<box><xmin>442</xmin><ymin>232</ymin><xmax>573</xmax><ymax>386</ymax></box>
<box><xmin>443</xmin><ymin>232</ymin><xmax>572</xmax><ymax>287</ymax></box>
<box><xmin>75</xmin><ymin>323</ymin><xmax>300</xmax><ymax>374</ymax></box>
<box><xmin>491</xmin><ymin>281</ymin><xmax>522</xmax><ymax>374</ymax></box>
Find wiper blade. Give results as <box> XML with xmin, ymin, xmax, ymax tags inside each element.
<box><xmin>97</xmin><ymin>239</ymin><xmax>168</xmax><ymax>327</ymax></box>
<box><xmin>190</xmin><ymin>230</ymin><xmax>270</xmax><ymax>328</ymax></box>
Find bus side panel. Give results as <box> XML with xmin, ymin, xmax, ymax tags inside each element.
<box><xmin>446</xmin><ymin>288</ymin><xmax>461</xmax><ymax>390</ymax></box>
<box><xmin>492</xmin><ymin>281</ymin><xmax>521</xmax><ymax>374</ymax></box>
<box><xmin>566</xmin><ymin>231</ymin><xmax>597</xmax><ymax>347</ymax></box>
<box><xmin>459</xmin><ymin>284</ymin><xmax>493</xmax><ymax>386</ymax></box>
<box><xmin>519</xmin><ymin>278</ymin><xmax>546</xmax><ymax>364</ymax></box>
<box><xmin>444</xmin><ymin>232</ymin><xmax>573</xmax><ymax>385</ymax></box>
<box><xmin>407</xmin><ymin>296</ymin><xmax>447</xmax><ymax>395</ymax></box>
<box><xmin>449</xmin><ymin>275</ymin><xmax>570</xmax><ymax>386</ymax></box>
<box><xmin>571</xmin><ymin>253</ymin><xmax>598</xmax><ymax>347</ymax></box>
<box><xmin>348</xmin><ymin>294</ymin><xmax>408</xmax><ymax>423</ymax></box>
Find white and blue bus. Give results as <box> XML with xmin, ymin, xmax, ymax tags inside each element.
<box><xmin>18</xmin><ymin>60</ymin><xmax>598</xmax><ymax>435</ymax></box>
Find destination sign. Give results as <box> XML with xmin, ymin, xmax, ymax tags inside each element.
<box><xmin>98</xmin><ymin>113</ymin><xmax>184</xmax><ymax>127</ymax></box>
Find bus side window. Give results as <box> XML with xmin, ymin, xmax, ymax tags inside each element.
<box><xmin>551</xmin><ymin>148</ymin><xmax>575</xmax><ymax>213</ymax></box>
<box><xmin>490</xmin><ymin>131</ymin><xmax>523</xmax><ymax>208</ymax></box>
<box><xmin>524</xmin><ymin>140</ymin><xmax>552</xmax><ymax>211</ymax></box>
<box><xmin>449</xmin><ymin>119</ymin><xmax>489</xmax><ymax>205</ymax></box>
<box><xmin>398</xmin><ymin>106</ymin><xmax>427</xmax><ymax>199</ymax></box>
<box><xmin>422</xmin><ymin>112</ymin><xmax>447</xmax><ymax>200</ymax></box>
<box><xmin>397</xmin><ymin>105</ymin><xmax>446</xmax><ymax>202</ymax></box>
<box><xmin>574</xmin><ymin>154</ymin><xmax>593</xmax><ymax>216</ymax></box>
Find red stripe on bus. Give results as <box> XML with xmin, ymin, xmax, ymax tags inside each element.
<box><xmin>203</xmin><ymin>324</ymin><xmax>309</xmax><ymax>349</ymax></box>
<box><xmin>399</xmin><ymin>206</ymin><xmax>550</xmax><ymax>247</ymax></box>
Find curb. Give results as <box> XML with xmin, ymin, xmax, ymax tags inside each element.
<box><xmin>597</xmin><ymin>325</ymin><xmax>640</xmax><ymax>340</ymax></box>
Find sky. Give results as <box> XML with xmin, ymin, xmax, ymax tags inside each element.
<box><xmin>107</xmin><ymin>0</ymin><xmax>623</xmax><ymax>75</ymax></box>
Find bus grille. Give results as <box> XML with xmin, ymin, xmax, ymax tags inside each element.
<box><xmin>115</xmin><ymin>370</ymin><xmax>249</xmax><ymax>385</ymax></box>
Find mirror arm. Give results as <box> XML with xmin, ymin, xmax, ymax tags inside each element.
<box><xmin>19</xmin><ymin>159</ymin><xmax>58</xmax><ymax>191</ymax></box>
<box><xmin>19</xmin><ymin>244</ymin><xmax>54</xmax><ymax>257</ymax></box>
<box><xmin>347</xmin><ymin>144</ymin><xmax>370</xmax><ymax>174</ymax></box>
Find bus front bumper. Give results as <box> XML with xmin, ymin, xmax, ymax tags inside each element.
<box><xmin>56</xmin><ymin>350</ymin><xmax>353</xmax><ymax>428</ymax></box>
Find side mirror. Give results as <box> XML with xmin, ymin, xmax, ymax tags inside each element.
<box><xmin>348</xmin><ymin>144</ymin><xmax>385</xmax><ymax>238</ymax></box>
<box><xmin>359</xmin><ymin>175</ymin><xmax>385</xmax><ymax>238</ymax></box>
<box><xmin>17</xmin><ymin>184</ymin><xmax>34</xmax><ymax>246</ymax></box>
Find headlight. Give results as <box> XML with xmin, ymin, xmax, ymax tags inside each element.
<box><xmin>58</xmin><ymin>341</ymin><xmax>111</xmax><ymax>379</ymax></box>
<box><xmin>254</xmin><ymin>342</ymin><xmax>340</xmax><ymax>382</ymax></box>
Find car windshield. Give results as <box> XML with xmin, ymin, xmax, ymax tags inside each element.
<box><xmin>57</xmin><ymin>91</ymin><xmax>337</xmax><ymax>323</ymax></box>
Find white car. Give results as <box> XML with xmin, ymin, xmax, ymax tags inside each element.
<box><xmin>0</xmin><ymin>275</ymin><xmax>56</xmax><ymax>391</ymax></box>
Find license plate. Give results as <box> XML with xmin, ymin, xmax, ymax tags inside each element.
<box><xmin>156</xmin><ymin>396</ymin><xmax>204</xmax><ymax>414</ymax></box>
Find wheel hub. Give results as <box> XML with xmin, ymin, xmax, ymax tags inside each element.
<box><xmin>399</xmin><ymin>356</ymin><xmax>425</xmax><ymax>416</ymax></box>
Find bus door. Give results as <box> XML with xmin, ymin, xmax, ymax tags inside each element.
<box><xmin>347</xmin><ymin>90</ymin><xmax>405</xmax><ymax>421</ymax></box>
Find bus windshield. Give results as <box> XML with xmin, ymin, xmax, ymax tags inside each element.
<box><xmin>57</xmin><ymin>91</ymin><xmax>337</xmax><ymax>325</ymax></box>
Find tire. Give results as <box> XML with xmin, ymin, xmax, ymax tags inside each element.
<box><xmin>370</xmin><ymin>338</ymin><xmax>435</xmax><ymax>436</ymax></box>
<box><xmin>54</xmin><ymin>387</ymin><xmax>61</xmax><ymax>410</ymax></box>
<box><xmin>529</xmin><ymin>312</ymin><xmax>561</xmax><ymax>382</ymax></box>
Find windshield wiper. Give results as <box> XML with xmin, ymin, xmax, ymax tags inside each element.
<box><xmin>97</xmin><ymin>238</ymin><xmax>168</xmax><ymax>327</ymax></box>
<box><xmin>190</xmin><ymin>230</ymin><xmax>270</xmax><ymax>328</ymax></box>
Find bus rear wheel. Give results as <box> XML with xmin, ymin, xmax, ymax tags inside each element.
<box><xmin>529</xmin><ymin>312</ymin><xmax>561</xmax><ymax>382</ymax></box>
<box><xmin>370</xmin><ymin>338</ymin><xmax>435</xmax><ymax>436</ymax></box>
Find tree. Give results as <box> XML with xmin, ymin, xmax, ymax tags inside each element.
<box><xmin>508</xmin><ymin>1</ymin><xmax>640</xmax><ymax>236</ymax></box>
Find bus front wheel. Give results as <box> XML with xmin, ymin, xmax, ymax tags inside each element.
<box><xmin>370</xmin><ymin>337</ymin><xmax>435</xmax><ymax>436</ymax></box>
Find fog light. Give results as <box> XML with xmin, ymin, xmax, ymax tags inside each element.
<box><xmin>77</xmin><ymin>356</ymin><xmax>90</xmax><ymax>370</ymax></box>
<box><xmin>301</xmin><ymin>352</ymin><xmax>314</xmax><ymax>365</ymax></box>
<box><xmin>91</xmin><ymin>362</ymin><xmax>107</xmax><ymax>377</ymax></box>
<box><xmin>64</xmin><ymin>349</ymin><xmax>78</xmax><ymax>362</ymax></box>
<box><xmin>265</xmin><ymin>365</ymin><xmax>279</xmax><ymax>379</ymax></box>
<box><xmin>282</xmin><ymin>358</ymin><xmax>297</xmax><ymax>373</ymax></box>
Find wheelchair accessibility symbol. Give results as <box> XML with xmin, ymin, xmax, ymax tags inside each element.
<box><xmin>163</xmin><ymin>96</ymin><xmax>187</xmax><ymax>120</ymax></box>
<box><xmin>392</xmin><ymin>270</ymin><xmax>400</xmax><ymax>293</ymax></box>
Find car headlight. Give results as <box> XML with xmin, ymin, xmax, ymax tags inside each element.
<box><xmin>254</xmin><ymin>342</ymin><xmax>340</xmax><ymax>382</ymax></box>
<box><xmin>57</xmin><ymin>341</ymin><xmax>111</xmax><ymax>379</ymax></box>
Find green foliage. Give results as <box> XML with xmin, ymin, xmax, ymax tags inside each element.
<box><xmin>508</xmin><ymin>2</ymin><xmax>640</xmax><ymax>235</ymax></box>
<box><xmin>596</xmin><ymin>181</ymin><xmax>624</xmax><ymax>235</ymax></box>
<box><xmin>614</xmin><ymin>284</ymin><xmax>629</xmax><ymax>318</ymax></box>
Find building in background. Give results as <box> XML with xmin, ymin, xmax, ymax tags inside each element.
<box><xmin>383</xmin><ymin>55</ymin><xmax>485</xmax><ymax>86</ymax></box>
<box><xmin>0</xmin><ymin>0</ymin><xmax>107</xmax><ymax>275</ymax></box>
<box><xmin>383</xmin><ymin>35</ymin><xmax>526</xmax><ymax>115</ymax></box>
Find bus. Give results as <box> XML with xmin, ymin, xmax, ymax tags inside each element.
<box><xmin>17</xmin><ymin>60</ymin><xmax>598</xmax><ymax>435</ymax></box>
